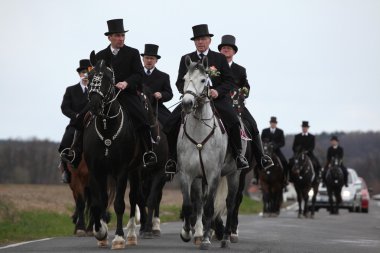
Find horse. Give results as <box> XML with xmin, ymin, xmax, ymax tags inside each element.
<box><xmin>325</xmin><ymin>157</ymin><xmax>344</xmax><ymax>214</ymax></box>
<box><xmin>178</xmin><ymin>56</ymin><xmax>244</xmax><ymax>250</ymax></box>
<box><xmin>213</xmin><ymin>87</ymin><xmax>256</xmax><ymax>244</ymax></box>
<box><xmin>84</xmin><ymin>53</ymin><xmax>142</xmax><ymax>249</ymax></box>
<box><xmin>127</xmin><ymin>84</ymin><xmax>168</xmax><ymax>240</ymax></box>
<box><xmin>259</xmin><ymin>141</ymin><xmax>284</xmax><ymax>217</ymax></box>
<box><xmin>290</xmin><ymin>150</ymin><xmax>319</xmax><ymax>218</ymax></box>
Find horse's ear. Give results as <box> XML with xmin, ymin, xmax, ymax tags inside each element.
<box><xmin>201</xmin><ymin>56</ymin><xmax>208</xmax><ymax>69</ymax></box>
<box><xmin>90</xmin><ymin>50</ymin><xmax>97</xmax><ymax>67</ymax></box>
<box><xmin>185</xmin><ymin>55</ymin><xmax>192</xmax><ymax>69</ymax></box>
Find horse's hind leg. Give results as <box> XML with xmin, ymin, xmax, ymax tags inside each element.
<box><xmin>111</xmin><ymin>176</ymin><xmax>128</xmax><ymax>249</ymax></box>
<box><xmin>230</xmin><ymin>170</ymin><xmax>246</xmax><ymax>242</ymax></box>
<box><xmin>74</xmin><ymin>196</ymin><xmax>86</xmax><ymax>236</ymax></box>
<box><xmin>296</xmin><ymin>189</ymin><xmax>302</xmax><ymax>218</ymax></box>
<box><xmin>303</xmin><ymin>192</ymin><xmax>310</xmax><ymax>218</ymax></box>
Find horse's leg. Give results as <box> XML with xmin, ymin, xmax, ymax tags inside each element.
<box><xmin>303</xmin><ymin>189</ymin><xmax>310</xmax><ymax>218</ymax></box>
<box><xmin>335</xmin><ymin>188</ymin><xmax>342</xmax><ymax>215</ymax></box>
<box><xmin>180</xmin><ymin>173</ymin><xmax>192</xmax><ymax>243</ymax></box>
<box><xmin>126</xmin><ymin>173</ymin><xmax>141</xmax><ymax>246</ymax></box>
<box><xmin>192</xmin><ymin>178</ymin><xmax>203</xmax><ymax>245</ymax></box>
<box><xmin>75</xmin><ymin>195</ymin><xmax>86</xmax><ymax>236</ymax></box>
<box><xmin>310</xmin><ymin>184</ymin><xmax>317</xmax><ymax>218</ymax></box>
<box><xmin>296</xmin><ymin>187</ymin><xmax>302</xmax><ymax>218</ymax></box>
<box><xmin>221</xmin><ymin>173</ymin><xmax>239</xmax><ymax>248</ymax></box>
<box><xmin>230</xmin><ymin>170</ymin><xmax>246</xmax><ymax>243</ymax></box>
<box><xmin>152</xmin><ymin>178</ymin><xmax>164</xmax><ymax>237</ymax></box>
<box><xmin>111</xmin><ymin>175</ymin><xmax>128</xmax><ymax>249</ymax></box>
<box><xmin>200</xmin><ymin>176</ymin><xmax>218</xmax><ymax>250</ymax></box>
<box><xmin>328</xmin><ymin>187</ymin><xmax>334</xmax><ymax>214</ymax></box>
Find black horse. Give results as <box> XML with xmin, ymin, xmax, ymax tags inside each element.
<box><xmin>84</xmin><ymin>53</ymin><xmax>142</xmax><ymax>249</ymax></box>
<box><xmin>325</xmin><ymin>157</ymin><xmax>344</xmax><ymax>214</ymax></box>
<box><xmin>260</xmin><ymin>141</ymin><xmax>284</xmax><ymax>217</ymax></box>
<box><xmin>290</xmin><ymin>151</ymin><xmax>319</xmax><ymax>218</ymax></box>
<box><xmin>127</xmin><ymin>85</ymin><xmax>168</xmax><ymax>239</ymax></box>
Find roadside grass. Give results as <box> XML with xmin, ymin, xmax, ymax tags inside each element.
<box><xmin>0</xmin><ymin>194</ymin><xmax>261</xmax><ymax>245</ymax></box>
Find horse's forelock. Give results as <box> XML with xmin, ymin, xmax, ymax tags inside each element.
<box><xmin>188</xmin><ymin>62</ymin><xmax>206</xmax><ymax>76</ymax></box>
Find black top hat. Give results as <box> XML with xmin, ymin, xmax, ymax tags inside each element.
<box><xmin>104</xmin><ymin>19</ymin><xmax>129</xmax><ymax>36</ymax></box>
<box><xmin>218</xmin><ymin>35</ymin><xmax>238</xmax><ymax>53</ymax></box>
<box><xmin>270</xmin><ymin>116</ymin><xmax>277</xmax><ymax>123</ymax></box>
<box><xmin>76</xmin><ymin>59</ymin><xmax>91</xmax><ymax>72</ymax></box>
<box><xmin>191</xmin><ymin>24</ymin><xmax>214</xmax><ymax>40</ymax></box>
<box><xmin>330</xmin><ymin>136</ymin><xmax>339</xmax><ymax>141</ymax></box>
<box><xmin>140</xmin><ymin>44</ymin><xmax>161</xmax><ymax>59</ymax></box>
<box><xmin>301</xmin><ymin>121</ymin><xmax>310</xmax><ymax>127</ymax></box>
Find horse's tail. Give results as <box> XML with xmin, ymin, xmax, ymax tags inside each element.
<box><xmin>213</xmin><ymin>176</ymin><xmax>228</xmax><ymax>219</ymax></box>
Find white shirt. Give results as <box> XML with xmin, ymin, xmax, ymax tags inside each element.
<box><xmin>144</xmin><ymin>67</ymin><xmax>155</xmax><ymax>75</ymax></box>
<box><xmin>197</xmin><ymin>49</ymin><xmax>209</xmax><ymax>58</ymax></box>
<box><xmin>228</xmin><ymin>61</ymin><xmax>233</xmax><ymax>67</ymax></box>
<box><xmin>110</xmin><ymin>46</ymin><xmax>120</xmax><ymax>55</ymax></box>
<box><xmin>302</xmin><ymin>132</ymin><xmax>309</xmax><ymax>136</ymax></box>
<box><xmin>270</xmin><ymin>128</ymin><xmax>276</xmax><ymax>134</ymax></box>
<box><xmin>79</xmin><ymin>82</ymin><xmax>87</xmax><ymax>93</ymax></box>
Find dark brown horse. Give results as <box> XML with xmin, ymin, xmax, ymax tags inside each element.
<box><xmin>259</xmin><ymin>141</ymin><xmax>284</xmax><ymax>217</ymax></box>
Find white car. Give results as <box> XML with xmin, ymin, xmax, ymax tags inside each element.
<box><xmin>310</xmin><ymin>168</ymin><xmax>362</xmax><ymax>212</ymax></box>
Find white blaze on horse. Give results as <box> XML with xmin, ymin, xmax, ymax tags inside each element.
<box><xmin>178</xmin><ymin>56</ymin><xmax>246</xmax><ymax>250</ymax></box>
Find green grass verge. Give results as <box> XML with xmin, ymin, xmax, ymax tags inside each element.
<box><xmin>0</xmin><ymin>195</ymin><xmax>261</xmax><ymax>245</ymax></box>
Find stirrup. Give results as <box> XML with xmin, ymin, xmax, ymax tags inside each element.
<box><xmin>236</xmin><ymin>155</ymin><xmax>249</xmax><ymax>170</ymax></box>
<box><xmin>143</xmin><ymin>151</ymin><xmax>157</xmax><ymax>167</ymax></box>
<box><xmin>164</xmin><ymin>159</ymin><xmax>177</xmax><ymax>181</ymax></box>
<box><xmin>60</xmin><ymin>148</ymin><xmax>75</xmax><ymax>164</ymax></box>
<box><xmin>261</xmin><ymin>155</ymin><xmax>274</xmax><ymax>170</ymax></box>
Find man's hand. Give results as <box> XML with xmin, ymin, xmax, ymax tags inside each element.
<box><xmin>115</xmin><ymin>81</ymin><xmax>128</xmax><ymax>90</ymax></box>
<box><xmin>209</xmin><ymin>89</ymin><xmax>218</xmax><ymax>99</ymax></box>
<box><xmin>153</xmin><ymin>92</ymin><xmax>162</xmax><ymax>100</ymax></box>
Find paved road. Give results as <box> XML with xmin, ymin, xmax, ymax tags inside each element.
<box><xmin>1</xmin><ymin>201</ymin><xmax>379</xmax><ymax>253</ymax></box>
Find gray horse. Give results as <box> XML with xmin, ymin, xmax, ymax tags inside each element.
<box><xmin>178</xmin><ymin>56</ymin><xmax>245</xmax><ymax>250</ymax></box>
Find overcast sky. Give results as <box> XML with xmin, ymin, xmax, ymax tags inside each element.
<box><xmin>0</xmin><ymin>0</ymin><xmax>379</xmax><ymax>142</ymax></box>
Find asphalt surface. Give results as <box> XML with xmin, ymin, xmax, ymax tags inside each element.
<box><xmin>1</xmin><ymin>201</ymin><xmax>379</xmax><ymax>253</ymax></box>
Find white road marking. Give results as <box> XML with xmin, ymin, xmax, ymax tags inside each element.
<box><xmin>0</xmin><ymin>238</ymin><xmax>52</xmax><ymax>250</ymax></box>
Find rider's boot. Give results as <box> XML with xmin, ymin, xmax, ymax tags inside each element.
<box><xmin>60</xmin><ymin>130</ymin><xmax>83</xmax><ymax>169</ymax></box>
<box><xmin>230</xmin><ymin>124</ymin><xmax>249</xmax><ymax>170</ymax></box>
<box><xmin>252</xmin><ymin>133</ymin><xmax>274</xmax><ymax>170</ymax></box>
<box><xmin>140</xmin><ymin>127</ymin><xmax>157</xmax><ymax>167</ymax></box>
<box><xmin>58</xmin><ymin>159</ymin><xmax>71</xmax><ymax>184</ymax></box>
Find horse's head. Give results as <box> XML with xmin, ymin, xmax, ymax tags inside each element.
<box><xmin>87</xmin><ymin>51</ymin><xmax>115</xmax><ymax>116</ymax></box>
<box><xmin>182</xmin><ymin>55</ymin><xmax>209</xmax><ymax>114</ymax></box>
<box><xmin>292</xmin><ymin>151</ymin><xmax>309</xmax><ymax>178</ymax></box>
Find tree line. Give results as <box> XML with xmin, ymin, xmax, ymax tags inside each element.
<box><xmin>0</xmin><ymin>131</ymin><xmax>379</xmax><ymax>193</ymax></box>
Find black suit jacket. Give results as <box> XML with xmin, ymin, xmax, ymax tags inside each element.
<box><xmin>61</xmin><ymin>83</ymin><xmax>89</xmax><ymax>127</ymax></box>
<box><xmin>175</xmin><ymin>49</ymin><xmax>234</xmax><ymax>98</ymax></box>
<box><xmin>230</xmin><ymin>62</ymin><xmax>251</xmax><ymax>97</ymax></box>
<box><xmin>261</xmin><ymin>128</ymin><xmax>285</xmax><ymax>151</ymax></box>
<box><xmin>292</xmin><ymin>133</ymin><xmax>315</xmax><ymax>154</ymax></box>
<box><xmin>96</xmin><ymin>45</ymin><xmax>144</xmax><ymax>95</ymax></box>
<box><xmin>326</xmin><ymin>146</ymin><xmax>344</xmax><ymax>163</ymax></box>
<box><xmin>143</xmin><ymin>68</ymin><xmax>173</xmax><ymax>103</ymax></box>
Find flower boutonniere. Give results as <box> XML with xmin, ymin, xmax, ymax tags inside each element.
<box><xmin>206</xmin><ymin>66</ymin><xmax>220</xmax><ymax>77</ymax></box>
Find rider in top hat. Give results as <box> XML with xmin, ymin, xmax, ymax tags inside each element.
<box><xmin>261</xmin><ymin>116</ymin><xmax>288</xmax><ymax>185</ymax></box>
<box><xmin>62</xmin><ymin>19</ymin><xmax>157</xmax><ymax>169</ymax></box>
<box><xmin>163</xmin><ymin>24</ymin><xmax>250</xmax><ymax>176</ymax></box>
<box><xmin>218</xmin><ymin>34</ymin><xmax>274</xmax><ymax>178</ymax></box>
<box><xmin>140</xmin><ymin>44</ymin><xmax>173</xmax><ymax>125</ymax></box>
<box><xmin>289</xmin><ymin>121</ymin><xmax>322</xmax><ymax>181</ymax></box>
<box><xmin>322</xmin><ymin>136</ymin><xmax>348</xmax><ymax>186</ymax></box>
<box><xmin>59</xmin><ymin>59</ymin><xmax>91</xmax><ymax>183</ymax></box>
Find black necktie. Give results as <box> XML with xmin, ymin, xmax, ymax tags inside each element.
<box><xmin>199</xmin><ymin>53</ymin><xmax>205</xmax><ymax>60</ymax></box>
<box><xmin>147</xmin><ymin>69</ymin><xmax>151</xmax><ymax>75</ymax></box>
<box><xmin>84</xmin><ymin>87</ymin><xmax>88</xmax><ymax>96</ymax></box>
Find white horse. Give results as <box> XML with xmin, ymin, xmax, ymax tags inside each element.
<box><xmin>178</xmin><ymin>56</ymin><xmax>245</xmax><ymax>250</ymax></box>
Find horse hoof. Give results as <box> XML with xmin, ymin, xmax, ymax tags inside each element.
<box><xmin>127</xmin><ymin>236</ymin><xmax>137</xmax><ymax>246</ymax></box>
<box><xmin>97</xmin><ymin>239</ymin><xmax>108</xmax><ymax>248</ymax></box>
<box><xmin>111</xmin><ymin>235</ymin><xmax>126</xmax><ymax>249</ymax></box>
<box><xmin>152</xmin><ymin>229</ymin><xmax>161</xmax><ymax>237</ymax></box>
<box><xmin>200</xmin><ymin>239</ymin><xmax>211</xmax><ymax>250</ymax></box>
<box><xmin>143</xmin><ymin>231</ymin><xmax>154</xmax><ymax>239</ymax></box>
<box><xmin>180</xmin><ymin>229</ymin><xmax>191</xmax><ymax>243</ymax></box>
<box><xmin>194</xmin><ymin>236</ymin><xmax>202</xmax><ymax>245</ymax></box>
<box><xmin>221</xmin><ymin>239</ymin><xmax>230</xmax><ymax>248</ymax></box>
<box><xmin>230</xmin><ymin>234</ymin><xmax>239</xmax><ymax>243</ymax></box>
<box><xmin>75</xmin><ymin>229</ymin><xmax>86</xmax><ymax>237</ymax></box>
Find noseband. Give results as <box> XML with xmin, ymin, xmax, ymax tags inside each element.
<box><xmin>183</xmin><ymin>77</ymin><xmax>210</xmax><ymax>111</ymax></box>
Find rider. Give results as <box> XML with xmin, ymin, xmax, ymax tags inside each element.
<box><xmin>59</xmin><ymin>59</ymin><xmax>91</xmax><ymax>183</ymax></box>
<box><xmin>141</xmin><ymin>43</ymin><xmax>173</xmax><ymax>125</ymax></box>
<box><xmin>218</xmin><ymin>34</ymin><xmax>274</xmax><ymax>184</ymax></box>
<box><xmin>261</xmin><ymin>116</ymin><xmax>288</xmax><ymax>185</ymax></box>
<box><xmin>322</xmin><ymin>136</ymin><xmax>348</xmax><ymax>187</ymax></box>
<box><xmin>61</xmin><ymin>19</ymin><xmax>157</xmax><ymax>168</ymax></box>
<box><xmin>288</xmin><ymin>121</ymin><xmax>322</xmax><ymax>182</ymax></box>
<box><xmin>163</xmin><ymin>24</ymin><xmax>251</xmax><ymax>175</ymax></box>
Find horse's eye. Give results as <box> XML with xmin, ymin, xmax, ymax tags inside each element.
<box><xmin>201</xmin><ymin>79</ymin><xmax>206</xmax><ymax>83</ymax></box>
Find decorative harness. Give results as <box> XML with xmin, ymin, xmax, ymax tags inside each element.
<box><xmin>182</xmin><ymin>75</ymin><xmax>215</xmax><ymax>186</ymax></box>
<box><xmin>88</xmin><ymin>66</ymin><xmax>124</xmax><ymax>156</ymax></box>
